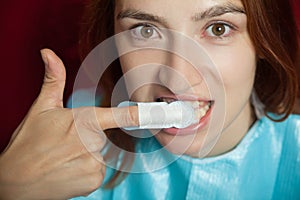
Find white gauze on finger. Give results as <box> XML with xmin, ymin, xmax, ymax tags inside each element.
<box><xmin>118</xmin><ymin>101</ymin><xmax>197</xmax><ymax>130</ymax></box>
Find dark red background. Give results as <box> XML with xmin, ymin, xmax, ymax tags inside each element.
<box><xmin>0</xmin><ymin>1</ymin><xmax>299</xmax><ymax>152</ymax></box>
<box><xmin>0</xmin><ymin>0</ymin><xmax>86</xmax><ymax>152</ymax></box>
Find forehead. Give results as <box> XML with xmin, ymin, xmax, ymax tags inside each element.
<box><xmin>115</xmin><ymin>0</ymin><xmax>244</xmax><ymax>16</ymax></box>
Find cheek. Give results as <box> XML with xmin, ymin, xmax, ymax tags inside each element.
<box><xmin>119</xmin><ymin>50</ymin><xmax>165</xmax><ymax>72</ymax></box>
<box><xmin>212</xmin><ymin>44</ymin><xmax>256</xmax><ymax>95</ymax></box>
<box><xmin>205</xmin><ymin>41</ymin><xmax>257</xmax><ymax>125</ymax></box>
<box><xmin>119</xmin><ymin>54</ymin><xmax>136</xmax><ymax>73</ymax></box>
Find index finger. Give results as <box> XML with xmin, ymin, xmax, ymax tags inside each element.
<box><xmin>95</xmin><ymin>101</ymin><xmax>198</xmax><ymax>130</ymax></box>
<box><xmin>95</xmin><ymin>106</ymin><xmax>139</xmax><ymax>130</ymax></box>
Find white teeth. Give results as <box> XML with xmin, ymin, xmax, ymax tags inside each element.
<box><xmin>179</xmin><ymin>100</ymin><xmax>211</xmax><ymax>121</ymax></box>
<box><xmin>195</xmin><ymin>102</ymin><xmax>211</xmax><ymax>120</ymax></box>
<box><xmin>204</xmin><ymin>105</ymin><xmax>209</xmax><ymax>111</ymax></box>
<box><xmin>158</xmin><ymin>98</ymin><xmax>212</xmax><ymax>122</ymax></box>
<box><xmin>199</xmin><ymin>101</ymin><xmax>205</xmax><ymax>107</ymax></box>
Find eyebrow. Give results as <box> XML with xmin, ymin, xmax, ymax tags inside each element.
<box><xmin>117</xmin><ymin>3</ymin><xmax>245</xmax><ymax>24</ymax></box>
<box><xmin>192</xmin><ymin>3</ymin><xmax>245</xmax><ymax>21</ymax></box>
<box><xmin>117</xmin><ymin>9</ymin><xmax>167</xmax><ymax>25</ymax></box>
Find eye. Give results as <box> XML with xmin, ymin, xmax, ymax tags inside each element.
<box><xmin>130</xmin><ymin>24</ymin><xmax>161</xmax><ymax>40</ymax></box>
<box><xmin>140</xmin><ymin>26</ymin><xmax>154</xmax><ymax>38</ymax></box>
<box><xmin>205</xmin><ymin>23</ymin><xmax>233</xmax><ymax>38</ymax></box>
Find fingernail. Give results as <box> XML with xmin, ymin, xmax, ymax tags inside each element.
<box><xmin>40</xmin><ymin>49</ymin><xmax>49</xmax><ymax>67</ymax></box>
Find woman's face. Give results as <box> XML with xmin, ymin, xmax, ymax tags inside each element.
<box><xmin>114</xmin><ymin>0</ymin><xmax>256</xmax><ymax>157</ymax></box>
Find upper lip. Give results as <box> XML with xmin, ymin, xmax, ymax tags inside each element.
<box><xmin>155</xmin><ymin>93</ymin><xmax>212</xmax><ymax>102</ymax></box>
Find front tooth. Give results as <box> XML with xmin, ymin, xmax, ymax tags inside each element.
<box><xmin>204</xmin><ymin>105</ymin><xmax>209</xmax><ymax>111</ymax></box>
<box><xmin>195</xmin><ymin>106</ymin><xmax>210</xmax><ymax>120</ymax></box>
<box><xmin>200</xmin><ymin>108</ymin><xmax>206</xmax><ymax>117</ymax></box>
<box><xmin>199</xmin><ymin>101</ymin><xmax>205</xmax><ymax>107</ymax></box>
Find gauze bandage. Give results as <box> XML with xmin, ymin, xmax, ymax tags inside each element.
<box><xmin>118</xmin><ymin>101</ymin><xmax>197</xmax><ymax>130</ymax></box>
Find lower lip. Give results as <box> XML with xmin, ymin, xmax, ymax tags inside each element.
<box><xmin>163</xmin><ymin>106</ymin><xmax>212</xmax><ymax>136</ymax></box>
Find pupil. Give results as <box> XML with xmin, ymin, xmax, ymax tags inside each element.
<box><xmin>213</xmin><ymin>24</ymin><xmax>225</xmax><ymax>36</ymax></box>
<box><xmin>141</xmin><ymin>26</ymin><xmax>153</xmax><ymax>38</ymax></box>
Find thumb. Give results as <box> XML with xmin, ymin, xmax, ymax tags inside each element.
<box><xmin>37</xmin><ymin>49</ymin><xmax>66</xmax><ymax>109</ymax></box>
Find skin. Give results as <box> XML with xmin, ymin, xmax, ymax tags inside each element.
<box><xmin>114</xmin><ymin>0</ymin><xmax>256</xmax><ymax>157</ymax></box>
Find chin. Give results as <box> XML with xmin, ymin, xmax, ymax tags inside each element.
<box><xmin>154</xmin><ymin>129</ymin><xmax>209</xmax><ymax>157</ymax></box>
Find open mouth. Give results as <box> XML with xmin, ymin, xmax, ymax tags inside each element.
<box><xmin>156</xmin><ymin>97</ymin><xmax>214</xmax><ymax>135</ymax></box>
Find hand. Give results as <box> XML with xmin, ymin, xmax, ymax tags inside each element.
<box><xmin>0</xmin><ymin>49</ymin><xmax>138</xmax><ymax>200</ymax></box>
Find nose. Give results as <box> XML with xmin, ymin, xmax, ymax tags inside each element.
<box><xmin>158</xmin><ymin>52</ymin><xmax>203</xmax><ymax>94</ymax></box>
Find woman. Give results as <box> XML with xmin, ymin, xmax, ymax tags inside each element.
<box><xmin>71</xmin><ymin>0</ymin><xmax>300</xmax><ymax>199</ymax></box>
<box><xmin>0</xmin><ymin>0</ymin><xmax>299</xmax><ymax>199</ymax></box>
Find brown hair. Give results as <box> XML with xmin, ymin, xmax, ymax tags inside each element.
<box><xmin>241</xmin><ymin>0</ymin><xmax>299</xmax><ymax>120</ymax></box>
<box><xmin>79</xmin><ymin>0</ymin><xmax>299</xmax><ymax>187</ymax></box>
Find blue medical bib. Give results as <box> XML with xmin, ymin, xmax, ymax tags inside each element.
<box><xmin>69</xmin><ymin>91</ymin><xmax>300</xmax><ymax>200</ymax></box>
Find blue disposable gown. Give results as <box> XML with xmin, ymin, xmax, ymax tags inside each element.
<box><xmin>69</xmin><ymin>92</ymin><xmax>300</xmax><ymax>200</ymax></box>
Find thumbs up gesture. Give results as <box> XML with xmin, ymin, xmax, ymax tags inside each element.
<box><xmin>0</xmin><ymin>49</ymin><xmax>138</xmax><ymax>200</ymax></box>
